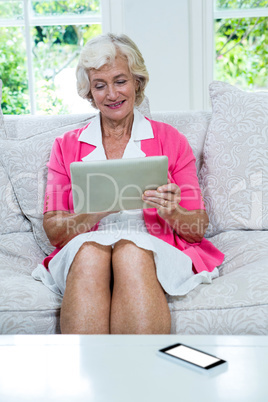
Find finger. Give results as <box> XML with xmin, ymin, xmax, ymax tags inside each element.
<box><xmin>144</xmin><ymin>186</ymin><xmax>178</xmax><ymax>198</ymax></box>
<box><xmin>144</xmin><ymin>194</ymin><xmax>175</xmax><ymax>205</ymax></box>
<box><xmin>157</xmin><ymin>183</ymin><xmax>180</xmax><ymax>194</ymax></box>
<box><xmin>142</xmin><ymin>198</ymin><xmax>159</xmax><ymax>208</ymax></box>
<box><xmin>143</xmin><ymin>196</ymin><xmax>169</xmax><ymax>208</ymax></box>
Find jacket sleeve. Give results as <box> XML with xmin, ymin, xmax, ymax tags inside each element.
<box><xmin>43</xmin><ymin>137</ymin><xmax>71</xmax><ymax>213</ymax></box>
<box><xmin>166</xmin><ymin>128</ymin><xmax>206</xmax><ymax>211</ymax></box>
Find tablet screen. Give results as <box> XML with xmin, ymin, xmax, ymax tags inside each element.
<box><xmin>70</xmin><ymin>156</ymin><xmax>168</xmax><ymax>213</ymax></box>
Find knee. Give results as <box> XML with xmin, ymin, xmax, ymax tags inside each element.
<box><xmin>68</xmin><ymin>242</ymin><xmax>112</xmax><ymax>286</ymax></box>
<box><xmin>113</xmin><ymin>239</ymin><xmax>154</xmax><ymax>267</ymax></box>
<box><xmin>112</xmin><ymin>240</ymin><xmax>155</xmax><ymax>286</ymax></box>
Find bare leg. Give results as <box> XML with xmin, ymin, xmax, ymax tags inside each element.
<box><xmin>60</xmin><ymin>242</ymin><xmax>112</xmax><ymax>334</ymax></box>
<box><xmin>110</xmin><ymin>240</ymin><xmax>171</xmax><ymax>334</ymax></box>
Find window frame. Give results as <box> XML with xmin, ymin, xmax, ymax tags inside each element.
<box><xmin>0</xmin><ymin>0</ymin><xmax>103</xmax><ymax>114</ymax></box>
<box><xmin>214</xmin><ymin>6</ymin><xmax>268</xmax><ymax>19</ymax></box>
<box><xmin>188</xmin><ymin>0</ymin><xmax>214</xmax><ymax>111</ymax></box>
<box><xmin>189</xmin><ymin>0</ymin><xmax>268</xmax><ymax>111</ymax></box>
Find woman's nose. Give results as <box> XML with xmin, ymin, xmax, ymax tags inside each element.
<box><xmin>106</xmin><ymin>84</ymin><xmax>118</xmax><ymax>100</ymax></box>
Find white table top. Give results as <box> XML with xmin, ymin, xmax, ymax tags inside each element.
<box><xmin>0</xmin><ymin>335</ymin><xmax>267</xmax><ymax>402</ymax></box>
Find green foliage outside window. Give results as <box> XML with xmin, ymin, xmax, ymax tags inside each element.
<box><xmin>215</xmin><ymin>0</ymin><xmax>268</xmax><ymax>89</ymax></box>
<box><xmin>0</xmin><ymin>0</ymin><xmax>101</xmax><ymax>115</ymax></box>
<box><xmin>32</xmin><ymin>0</ymin><xmax>100</xmax><ymax>16</ymax></box>
<box><xmin>215</xmin><ymin>0</ymin><xmax>268</xmax><ymax>9</ymax></box>
<box><xmin>0</xmin><ymin>1</ymin><xmax>23</xmax><ymax>19</ymax></box>
<box><xmin>0</xmin><ymin>27</ymin><xmax>30</xmax><ymax>114</ymax></box>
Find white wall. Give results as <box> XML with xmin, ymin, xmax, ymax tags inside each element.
<box><xmin>101</xmin><ymin>0</ymin><xmax>214</xmax><ymax>112</ymax></box>
<box><xmin>123</xmin><ymin>0</ymin><xmax>190</xmax><ymax>112</ymax></box>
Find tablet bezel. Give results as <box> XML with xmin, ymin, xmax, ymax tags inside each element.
<box><xmin>70</xmin><ymin>156</ymin><xmax>168</xmax><ymax>213</ymax></box>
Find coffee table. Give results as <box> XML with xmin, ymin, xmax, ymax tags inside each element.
<box><xmin>0</xmin><ymin>335</ymin><xmax>267</xmax><ymax>401</ymax></box>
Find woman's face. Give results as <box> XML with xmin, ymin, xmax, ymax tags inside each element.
<box><xmin>89</xmin><ymin>55</ymin><xmax>138</xmax><ymax>124</ymax></box>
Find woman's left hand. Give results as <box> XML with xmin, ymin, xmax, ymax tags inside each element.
<box><xmin>142</xmin><ymin>179</ymin><xmax>181</xmax><ymax>219</ymax></box>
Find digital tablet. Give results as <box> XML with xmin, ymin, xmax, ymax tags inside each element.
<box><xmin>70</xmin><ymin>156</ymin><xmax>168</xmax><ymax>213</ymax></box>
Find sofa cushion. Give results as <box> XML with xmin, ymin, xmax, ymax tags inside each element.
<box><xmin>151</xmin><ymin>111</ymin><xmax>211</xmax><ymax>174</ymax></box>
<box><xmin>209</xmin><ymin>230</ymin><xmax>268</xmax><ymax>276</ymax></box>
<box><xmin>0</xmin><ymin>161</ymin><xmax>32</xmax><ymax>234</ymax></box>
<box><xmin>0</xmin><ymin>232</ymin><xmax>45</xmax><ymax>274</ymax></box>
<box><xmin>135</xmin><ymin>95</ymin><xmax>152</xmax><ymax>120</ymax></box>
<box><xmin>3</xmin><ymin>113</ymin><xmax>94</xmax><ymax>139</ymax></box>
<box><xmin>0</xmin><ymin>80</ymin><xmax>7</xmax><ymax>138</ymax></box>
<box><xmin>199</xmin><ymin>81</ymin><xmax>268</xmax><ymax>236</ymax></box>
<box><xmin>168</xmin><ymin>230</ymin><xmax>268</xmax><ymax>335</ymax></box>
<box><xmin>0</xmin><ymin>232</ymin><xmax>61</xmax><ymax>334</ymax></box>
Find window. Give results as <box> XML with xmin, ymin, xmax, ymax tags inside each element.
<box><xmin>0</xmin><ymin>0</ymin><xmax>102</xmax><ymax>115</ymax></box>
<box><xmin>214</xmin><ymin>0</ymin><xmax>268</xmax><ymax>90</ymax></box>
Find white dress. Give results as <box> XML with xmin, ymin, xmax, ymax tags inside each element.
<box><xmin>32</xmin><ymin>110</ymin><xmax>218</xmax><ymax>296</ymax></box>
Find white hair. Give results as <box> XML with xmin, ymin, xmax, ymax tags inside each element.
<box><xmin>76</xmin><ymin>33</ymin><xmax>149</xmax><ymax>108</ymax></box>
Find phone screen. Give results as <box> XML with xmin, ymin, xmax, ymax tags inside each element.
<box><xmin>160</xmin><ymin>344</ymin><xmax>226</xmax><ymax>369</ymax></box>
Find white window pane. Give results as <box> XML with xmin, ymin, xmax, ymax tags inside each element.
<box><xmin>32</xmin><ymin>24</ymin><xmax>101</xmax><ymax>114</ymax></box>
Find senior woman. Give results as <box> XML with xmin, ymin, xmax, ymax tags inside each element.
<box><xmin>32</xmin><ymin>33</ymin><xmax>224</xmax><ymax>335</ymax></box>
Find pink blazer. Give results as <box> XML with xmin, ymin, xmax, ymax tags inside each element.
<box><xmin>43</xmin><ymin>118</ymin><xmax>224</xmax><ymax>272</ymax></box>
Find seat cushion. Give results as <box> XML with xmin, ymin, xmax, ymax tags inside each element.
<box><xmin>168</xmin><ymin>230</ymin><xmax>268</xmax><ymax>335</ymax></box>
<box><xmin>0</xmin><ymin>232</ymin><xmax>62</xmax><ymax>334</ymax></box>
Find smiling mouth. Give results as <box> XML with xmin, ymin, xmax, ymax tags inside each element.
<box><xmin>106</xmin><ymin>100</ymin><xmax>125</xmax><ymax>109</ymax></box>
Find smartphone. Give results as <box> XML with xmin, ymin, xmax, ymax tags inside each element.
<box><xmin>158</xmin><ymin>343</ymin><xmax>227</xmax><ymax>373</ymax></box>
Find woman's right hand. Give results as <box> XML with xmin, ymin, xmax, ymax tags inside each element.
<box><xmin>43</xmin><ymin>210</ymin><xmax>113</xmax><ymax>248</ymax></box>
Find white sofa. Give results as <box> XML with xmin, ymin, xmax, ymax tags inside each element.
<box><xmin>0</xmin><ymin>80</ymin><xmax>267</xmax><ymax>335</ymax></box>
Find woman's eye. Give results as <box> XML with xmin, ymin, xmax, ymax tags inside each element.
<box><xmin>116</xmin><ymin>80</ymin><xmax>127</xmax><ymax>85</ymax></box>
<box><xmin>95</xmin><ymin>84</ymin><xmax>105</xmax><ymax>90</ymax></box>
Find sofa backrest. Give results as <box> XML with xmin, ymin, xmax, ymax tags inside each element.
<box><xmin>151</xmin><ymin>111</ymin><xmax>211</xmax><ymax>174</ymax></box>
<box><xmin>2</xmin><ymin>110</ymin><xmax>212</xmax><ymax>173</ymax></box>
